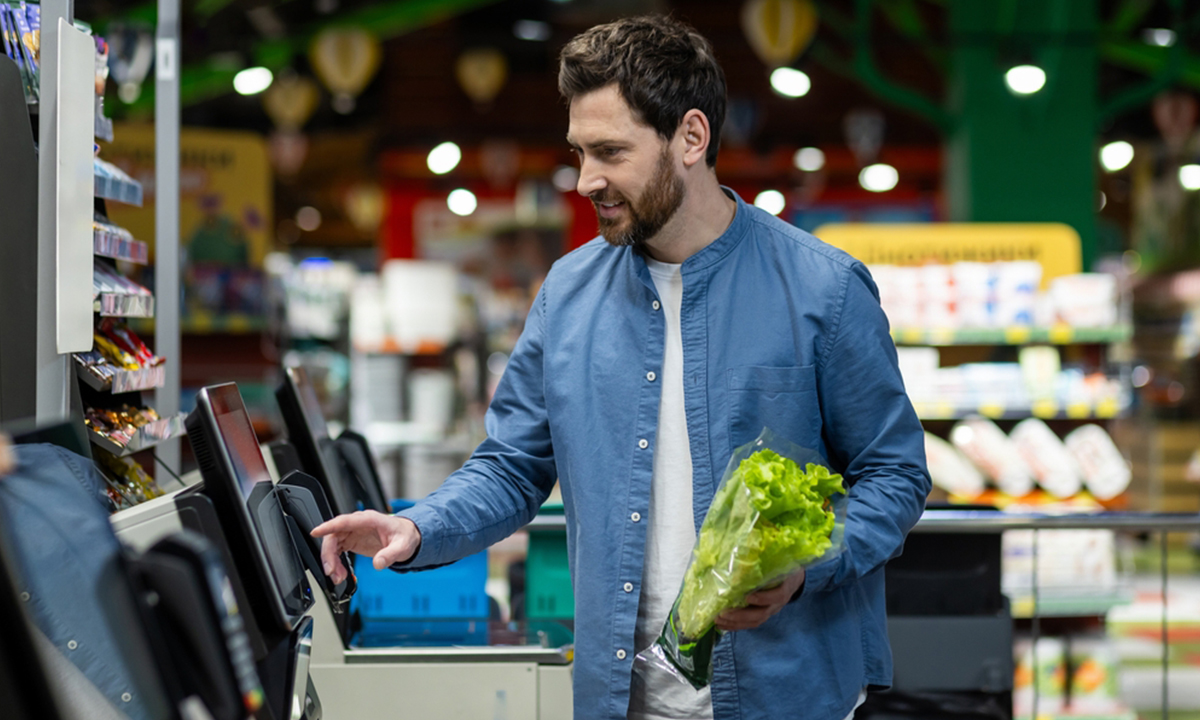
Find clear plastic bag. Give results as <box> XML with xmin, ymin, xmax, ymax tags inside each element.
<box><xmin>634</xmin><ymin>427</ymin><xmax>848</xmax><ymax>690</ymax></box>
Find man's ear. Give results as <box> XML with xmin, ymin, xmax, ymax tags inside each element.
<box><xmin>678</xmin><ymin>109</ymin><xmax>710</xmax><ymax>168</ymax></box>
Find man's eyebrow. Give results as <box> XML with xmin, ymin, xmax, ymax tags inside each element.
<box><xmin>566</xmin><ymin>137</ymin><xmax>627</xmax><ymax>151</ymax></box>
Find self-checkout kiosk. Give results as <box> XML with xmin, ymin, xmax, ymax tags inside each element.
<box><xmin>273</xmin><ymin>365</ymin><xmax>575</xmax><ymax>719</ymax></box>
<box><xmin>111</xmin><ymin>383</ymin><xmax>336</xmax><ymax>720</ymax></box>
<box><xmin>2</xmin><ymin>423</ymin><xmax>263</xmax><ymax>720</ymax></box>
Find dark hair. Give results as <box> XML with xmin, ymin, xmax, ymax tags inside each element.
<box><xmin>558</xmin><ymin>15</ymin><xmax>727</xmax><ymax>168</ymax></box>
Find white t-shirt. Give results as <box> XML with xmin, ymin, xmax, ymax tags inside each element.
<box><xmin>628</xmin><ymin>258</ymin><xmax>714</xmax><ymax>720</ymax></box>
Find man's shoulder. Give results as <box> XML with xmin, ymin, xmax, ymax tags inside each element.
<box><xmin>742</xmin><ymin>206</ymin><xmax>860</xmax><ymax>272</ymax></box>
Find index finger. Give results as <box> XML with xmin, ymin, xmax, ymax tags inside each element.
<box><xmin>311</xmin><ymin>514</ymin><xmax>355</xmax><ymax>538</ymax></box>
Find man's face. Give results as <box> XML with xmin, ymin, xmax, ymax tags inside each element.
<box><xmin>568</xmin><ymin>85</ymin><xmax>685</xmax><ymax>249</ymax></box>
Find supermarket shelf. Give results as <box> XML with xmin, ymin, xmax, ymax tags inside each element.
<box><xmin>94</xmin><ymin>231</ymin><xmax>148</xmax><ymax>265</ymax></box>
<box><xmin>88</xmin><ymin>412</ymin><xmax>187</xmax><ymax>457</ymax></box>
<box><xmin>129</xmin><ymin>313</ymin><xmax>265</xmax><ymax>334</ymax></box>
<box><xmin>94</xmin><ymin>166</ymin><xmax>143</xmax><ymax>206</ymax></box>
<box><xmin>1007</xmin><ymin>587</ymin><xmax>1134</xmax><ymax>619</ymax></box>
<box><xmin>76</xmin><ymin>361</ymin><xmax>165</xmax><ymax>394</ymax></box>
<box><xmin>892</xmin><ymin>325</ymin><xmax>1132</xmax><ymax>346</ymax></box>
<box><xmin>94</xmin><ymin>293</ymin><xmax>154</xmax><ymax>318</ymax></box>
<box><xmin>914</xmin><ymin>398</ymin><xmax>1125</xmax><ymax>421</ymax></box>
<box><xmin>353</xmin><ymin>337</ymin><xmax>449</xmax><ymax>355</ymax></box>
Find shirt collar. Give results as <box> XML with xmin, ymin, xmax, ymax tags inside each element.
<box><xmin>679</xmin><ymin>186</ymin><xmax>750</xmax><ymax>274</ymax></box>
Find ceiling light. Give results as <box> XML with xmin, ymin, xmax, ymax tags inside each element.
<box><xmin>295</xmin><ymin>206</ymin><xmax>322</xmax><ymax>232</ymax></box>
<box><xmin>513</xmin><ymin>19</ymin><xmax>551</xmax><ymax>42</ymax></box>
<box><xmin>1099</xmin><ymin>141</ymin><xmax>1134</xmax><ymax>172</ymax></box>
<box><xmin>233</xmin><ymin>66</ymin><xmax>273</xmax><ymax>96</ymax></box>
<box><xmin>1005</xmin><ymin>65</ymin><xmax>1046</xmax><ymax>95</ymax></box>
<box><xmin>1142</xmin><ymin>28</ymin><xmax>1175</xmax><ymax>47</ymax></box>
<box><xmin>754</xmin><ymin>190</ymin><xmax>786</xmax><ymax>216</ymax></box>
<box><xmin>1180</xmin><ymin>164</ymin><xmax>1200</xmax><ymax>191</ymax></box>
<box><xmin>794</xmin><ymin>147</ymin><xmax>825</xmax><ymax>172</ymax></box>
<box><xmin>551</xmin><ymin>165</ymin><xmax>579</xmax><ymax>193</ymax></box>
<box><xmin>427</xmin><ymin>142</ymin><xmax>462</xmax><ymax>175</ymax></box>
<box><xmin>769</xmin><ymin>68</ymin><xmax>810</xmax><ymax>98</ymax></box>
<box><xmin>859</xmin><ymin>163</ymin><xmax>898</xmax><ymax>192</ymax></box>
<box><xmin>448</xmin><ymin>188</ymin><xmax>477</xmax><ymax>216</ymax></box>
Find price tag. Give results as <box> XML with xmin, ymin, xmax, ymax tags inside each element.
<box><xmin>1032</xmin><ymin>399</ymin><xmax>1058</xmax><ymax>418</ymax></box>
<box><xmin>899</xmin><ymin>328</ymin><xmax>923</xmax><ymax>344</ymax></box>
<box><xmin>1004</xmin><ymin>326</ymin><xmax>1031</xmax><ymax>344</ymax></box>
<box><xmin>935</xmin><ymin>402</ymin><xmax>955</xmax><ymax>419</ymax></box>
<box><xmin>1049</xmin><ymin>323</ymin><xmax>1073</xmax><ymax>344</ymax></box>
<box><xmin>1066</xmin><ymin>402</ymin><xmax>1091</xmax><ymax>419</ymax></box>
<box><xmin>930</xmin><ymin>328</ymin><xmax>955</xmax><ymax>345</ymax></box>
<box><xmin>979</xmin><ymin>403</ymin><xmax>1006</xmax><ymax>419</ymax></box>
<box><xmin>1096</xmin><ymin>398</ymin><xmax>1119</xmax><ymax>417</ymax></box>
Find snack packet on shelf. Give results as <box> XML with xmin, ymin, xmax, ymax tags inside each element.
<box><xmin>635</xmin><ymin>428</ymin><xmax>847</xmax><ymax>690</ymax></box>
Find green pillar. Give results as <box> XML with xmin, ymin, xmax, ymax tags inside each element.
<box><xmin>946</xmin><ymin>0</ymin><xmax>1098</xmax><ymax>269</ymax></box>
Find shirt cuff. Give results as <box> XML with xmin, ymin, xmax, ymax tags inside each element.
<box><xmin>798</xmin><ymin>553</ymin><xmax>841</xmax><ymax>597</ymax></box>
<box><xmin>392</xmin><ymin>504</ymin><xmax>444</xmax><ymax>569</ymax></box>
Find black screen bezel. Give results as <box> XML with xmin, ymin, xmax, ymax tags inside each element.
<box><xmin>276</xmin><ymin>365</ymin><xmax>358</xmax><ymax>516</ymax></box>
<box><xmin>190</xmin><ymin>384</ymin><xmax>313</xmax><ymax>636</ymax></box>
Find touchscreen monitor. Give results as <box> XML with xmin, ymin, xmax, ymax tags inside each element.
<box><xmin>188</xmin><ymin>384</ymin><xmax>314</xmax><ymax>637</ymax></box>
<box><xmin>276</xmin><ymin>365</ymin><xmax>360</xmax><ymax>515</ymax></box>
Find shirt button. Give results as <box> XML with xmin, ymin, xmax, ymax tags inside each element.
<box><xmin>616</xmin><ymin>649</ymin><xmax>627</xmax><ymax>660</ymax></box>
<box><xmin>652</xmin><ymin>300</ymin><xmax>661</xmax><ymax>311</ymax></box>
<box><xmin>646</xmin><ymin>371</ymin><xmax>656</xmax><ymax>382</ymax></box>
<box><xmin>630</xmin><ymin>512</ymin><xmax>641</xmax><ymax>522</ymax></box>
<box><xmin>638</xmin><ymin>438</ymin><xmax>648</xmax><ymax>449</ymax></box>
<box><xmin>19</xmin><ymin>592</ymin><xmax>30</xmax><ymax>602</ymax></box>
<box><xmin>121</xmin><ymin>693</ymin><xmax>132</xmax><ymax>703</ymax></box>
<box><xmin>623</xmin><ymin>582</ymin><xmax>634</xmax><ymax>593</ymax></box>
<box><xmin>67</xmin><ymin>640</ymin><xmax>78</xmax><ymax>650</ymax></box>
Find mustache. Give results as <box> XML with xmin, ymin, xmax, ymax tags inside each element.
<box><xmin>590</xmin><ymin>191</ymin><xmax>627</xmax><ymax>206</ymax></box>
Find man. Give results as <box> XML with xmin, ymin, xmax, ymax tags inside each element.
<box><xmin>313</xmin><ymin>15</ymin><xmax>929</xmax><ymax>720</ymax></box>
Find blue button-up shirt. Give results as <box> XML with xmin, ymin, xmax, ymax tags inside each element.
<box><xmin>400</xmin><ymin>190</ymin><xmax>931</xmax><ymax>720</ymax></box>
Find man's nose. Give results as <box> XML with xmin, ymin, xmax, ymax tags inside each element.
<box><xmin>576</xmin><ymin>158</ymin><xmax>606</xmax><ymax>197</ymax></box>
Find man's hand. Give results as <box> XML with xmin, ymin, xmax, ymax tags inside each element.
<box><xmin>714</xmin><ymin>568</ymin><xmax>805</xmax><ymax>632</ymax></box>
<box><xmin>0</xmin><ymin>434</ymin><xmax>13</xmax><ymax>476</ymax></box>
<box><xmin>310</xmin><ymin>511</ymin><xmax>421</xmax><ymax>585</ymax></box>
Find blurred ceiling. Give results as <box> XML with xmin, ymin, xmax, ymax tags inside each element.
<box><xmin>85</xmin><ymin>0</ymin><xmax>1200</xmax><ymax>154</ymax></box>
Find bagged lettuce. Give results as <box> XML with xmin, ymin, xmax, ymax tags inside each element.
<box><xmin>635</xmin><ymin>428</ymin><xmax>847</xmax><ymax>690</ymax></box>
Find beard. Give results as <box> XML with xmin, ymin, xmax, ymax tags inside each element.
<box><xmin>593</xmin><ymin>146</ymin><xmax>685</xmax><ymax>250</ymax></box>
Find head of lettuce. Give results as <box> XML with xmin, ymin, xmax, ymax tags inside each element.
<box><xmin>638</xmin><ymin>431</ymin><xmax>848</xmax><ymax>690</ymax></box>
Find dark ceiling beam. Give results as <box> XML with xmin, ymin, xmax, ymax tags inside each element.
<box><xmin>1097</xmin><ymin>0</ymin><xmax>1195</xmax><ymax>126</ymax></box>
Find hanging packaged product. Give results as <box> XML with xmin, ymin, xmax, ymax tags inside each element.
<box><xmin>950</xmin><ymin>416</ymin><xmax>1035</xmax><ymax>497</ymax></box>
<box><xmin>1010</xmin><ymin>418</ymin><xmax>1083</xmax><ymax>499</ymax></box>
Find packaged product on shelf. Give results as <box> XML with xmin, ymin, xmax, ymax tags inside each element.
<box><xmin>950</xmin><ymin>416</ymin><xmax>1035</xmax><ymax>496</ymax></box>
<box><xmin>992</xmin><ymin>261</ymin><xmax>1042</xmax><ymax>327</ymax></box>
<box><xmin>951</xmin><ymin>262</ymin><xmax>992</xmax><ymax>328</ymax></box>
<box><xmin>1064</xmin><ymin>424</ymin><xmax>1132</xmax><ymax>500</ymax></box>
<box><xmin>918</xmin><ymin>263</ymin><xmax>956</xmax><ymax>328</ymax></box>
<box><xmin>923</xmin><ymin>432</ymin><xmax>986</xmax><ymax>498</ymax></box>
<box><xmin>895</xmin><ymin>347</ymin><xmax>939</xmax><ymax>406</ymax></box>
<box><xmin>99</xmin><ymin>318</ymin><xmax>156</xmax><ymax>366</ymax></box>
<box><xmin>1068</xmin><ymin>635</ymin><xmax>1124</xmax><ymax>714</ymax></box>
<box><xmin>1018</xmin><ymin>346</ymin><xmax>1061</xmax><ymax>403</ymax></box>
<box><xmin>84</xmin><ymin>404</ymin><xmax>160</xmax><ymax>448</ymax></box>
<box><xmin>1050</xmin><ymin>273</ymin><xmax>1119</xmax><ymax>328</ymax></box>
<box><xmin>94</xmin><ymin>449</ymin><xmax>164</xmax><ymax>505</ymax></box>
<box><xmin>1010</xmin><ymin>418</ymin><xmax>1083</xmax><ymax>499</ymax></box>
<box><xmin>1013</xmin><ymin>636</ymin><xmax>1067</xmax><ymax>718</ymax></box>
<box><xmin>93</xmin><ymin>332</ymin><xmax>139</xmax><ymax>369</ymax></box>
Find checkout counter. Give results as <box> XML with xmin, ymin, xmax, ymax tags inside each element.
<box><xmin>272</xmin><ymin>364</ymin><xmax>575</xmax><ymax>719</ymax></box>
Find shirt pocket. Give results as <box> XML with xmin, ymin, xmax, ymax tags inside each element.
<box><xmin>726</xmin><ymin>365</ymin><xmax>821</xmax><ymax>452</ymax></box>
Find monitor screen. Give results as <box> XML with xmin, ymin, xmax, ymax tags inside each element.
<box><xmin>276</xmin><ymin>365</ymin><xmax>359</xmax><ymax>516</ymax></box>
<box><xmin>188</xmin><ymin>384</ymin><xmax>313</xmax><ymax>637</ymax></box>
